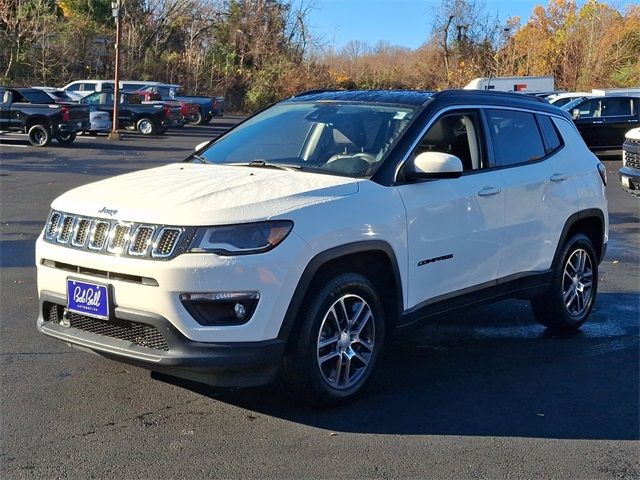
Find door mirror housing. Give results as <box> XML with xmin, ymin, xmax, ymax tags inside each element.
<box><xmin>406</xmin><ymin>151</ymin><xmax>463</xmax><ymax>180</ymax></box>
<box><xmin>195</xmin><ymin>141</ymin><xmax>209</xmax><ymax>152</ymax></box>
<box><xmin>571</xmin><ymin>108</ymin><xmax>580</xmax><ymax>119</ymax></box>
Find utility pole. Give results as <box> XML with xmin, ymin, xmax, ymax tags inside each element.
<box><xmin>108</xmin><ymin>0</ymin><xmax>121</xmax><ymax>141</ymax></box>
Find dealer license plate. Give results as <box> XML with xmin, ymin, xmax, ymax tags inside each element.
<box><xmin>66</xmin><ymin>278</ymin><xmax>110</xmax><ymax>319</ymax></box>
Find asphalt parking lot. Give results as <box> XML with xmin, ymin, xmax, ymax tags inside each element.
<box><xmin>1</xmin><ymin>123</ymin><xmax>638</xmax><ymax>479</ymax></box>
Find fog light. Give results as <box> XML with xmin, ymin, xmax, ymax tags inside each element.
<box><xmin>234</xmin><ymin>303</ymin><xmax>246</xmax><ymax>320</ymax></box>
<box><xmin>179</xmin><ymin>292</ymin><xmax>259</xmax><ymax>326</ymax></box>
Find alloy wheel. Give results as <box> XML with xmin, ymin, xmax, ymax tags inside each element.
<box><xmin>562</xmin><ymin>248</ymin><xmax>593</xmax><ymax>316</ymax></box>
<box><xmin>316</xmin><ymin>294</ymin><xmax>375</xmax><ymax>390</ymax></box>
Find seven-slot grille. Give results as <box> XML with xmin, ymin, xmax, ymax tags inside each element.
<box><xmin>624</xmin><ymin>150</ymin><xmax>640</xmax><ymax>170</ymax></box>
<box><xmin>43</xmin><ymin>211</ymin><xmax>185</xmax><ymax>260</ymax></box>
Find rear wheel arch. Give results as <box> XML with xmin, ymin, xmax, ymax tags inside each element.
<box><xmin>553</xmin><ymin>209</ymin><xmax>606</xmax><ymax>266</ymax></box>
<box><xmin>278</xmin><ymin>241</ymin><xmax>403</xmax><ymax>349</ymax></box>
<box><xmin>25</xmin><ymin>116</ymin><xmax>51</xmax><ymax>131</ymax></box>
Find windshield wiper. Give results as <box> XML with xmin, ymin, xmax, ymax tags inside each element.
<box><xmin>191</xmin><ymin>154</ymin><xmax>207</xmax><ymax>164</ymax></box>
<box><xmin>237</xmin><ymin>160</ymin><xmax>302</xmax><ymax>171</ymax></box>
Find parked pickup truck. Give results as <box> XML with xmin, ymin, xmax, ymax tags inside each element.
<box><xmin>80</xmin><ymin>91</ymin><xmax>176</xmax><ymax>135</ymax></box>
<box><xmin>0</xmin><ymin>88</ymin><xmax>89</xmax><ymax>146</ymax></box>
<box><xmin>620</xmin><ymin>127</ymin><xmax>640</xmax><ymax>191</ymax></box>
<box><xmin>140</xmin><ymin>84</ymin><xmax>223</xmax><ymax>124</ymax></box>
<box><xmin>131</xmin><ymin>90</ymin><xmax>199</xmax><ymax>126</ymax></box>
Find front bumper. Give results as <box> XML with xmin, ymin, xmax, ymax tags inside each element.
<box><xmin>619</xmin><ymin>166</ymin><xmax>640</xmax><ymax>189</ymax></box>
<box><xmin>36</xmin><ymin>232</ymin><xmax>310</xmax><ymax>343</ymax></box>
<box><xmin>38</xmin><ymin>291</ymin><xmax>285</xmax><ymax>387</ymax></box>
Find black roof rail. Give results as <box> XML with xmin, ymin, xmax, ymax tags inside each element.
<box><xmin>292</xmin><ymin>89</ymin><xmax>342</xmax><ymax>98</ymax></box>
<box><xmin>434</xmin><ymin>89</ymin><xmax>550</xmax><ymax>103</ymax></box>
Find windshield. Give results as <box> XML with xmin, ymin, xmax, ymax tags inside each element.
<box><xmin>195</xmin><ymin>102</ymin><xmax>417</xmax><ymax>178</ymax></box>
<box><xmin>561</xmin><ymin>97</ymin><xmax>587</xmax><ymax>111</ymax></box>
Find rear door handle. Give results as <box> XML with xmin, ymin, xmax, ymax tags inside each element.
<box><xmin>478</xmin><ymin>186</ymin><xmax>502</xmax><ymax>197</ymax></box>
<box><xmin>550</xmin><ymin>174</ymin><xmax>568</xmax><ymax>182</ymax></box>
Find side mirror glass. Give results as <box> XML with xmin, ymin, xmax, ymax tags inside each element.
<box><xmin>406</xmin><ymin>151</ymin><xmax>463</xmax><ymax>180</ymax></box>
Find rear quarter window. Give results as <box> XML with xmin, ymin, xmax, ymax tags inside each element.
<box><xmin>486</xmin><ymin>109</ymin><xmax>546</xmax><ymax>167</ymax></box>
<box><xmin>537</xmin><ymin>114</ymin><xmax>563</xmax><ymax>154</ymax></box>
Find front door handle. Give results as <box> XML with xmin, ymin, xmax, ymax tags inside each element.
<box><xmin>550</xmin><ymin>173</ymin><xmax>568</xmax><ymax>182</ymax></box>
<box><xmin>478</xmin><ymin>186</ymin><xmax>502</xmax><ymax>197</ymax></box>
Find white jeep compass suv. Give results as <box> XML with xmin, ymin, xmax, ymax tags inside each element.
<box><xmin>36</xmin><ymin>90</ymin><xmax>609</xmax><ymax>404</ymax></box>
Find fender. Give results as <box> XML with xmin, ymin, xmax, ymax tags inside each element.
<box><xmin>277</xmin><ymin>240</ymin><xmax>403</xmax><ymax>343</ymax></box>
<box><xmin>552</xmin><ymin>208</ymin><xmax>607</xmax><ymax>266</ymax></box>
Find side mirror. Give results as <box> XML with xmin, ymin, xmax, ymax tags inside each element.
<box><xmin>195</xmin><ymin>141</ymin><xmax>209</xmax><ymax>152</ymax></box>
<box><xmin>406</xmin><ymin>151</ymin><xmax>463</xmax><ymax>180</ymax></box>
<box><xmin>571</xmin><ymin>108</ymin><xmax>580</xmax><ymax>119</ymax></box>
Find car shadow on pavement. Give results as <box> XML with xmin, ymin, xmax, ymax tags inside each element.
<box><xmin>167</xmin><ymin>293</ymin><xmax>639</xmax><ymax>441</ymax></box>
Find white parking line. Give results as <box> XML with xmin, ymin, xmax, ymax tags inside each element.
<box><xmin>0</xmin><ymin>144</ymin><xmax>28</xmax><ymax>148</ymax></box>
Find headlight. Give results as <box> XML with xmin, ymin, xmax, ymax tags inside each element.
<box><xmin>188</xmin><ymin>220</ymin><xmax>293</xmax><ymax>255</ymax></box>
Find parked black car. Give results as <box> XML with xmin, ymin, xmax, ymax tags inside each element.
<box><xmin>0</xmin><ymin>88</ymin><xmax>89</xmax><ymax>146</ymax></box>
<box><xmin>564</xmin><ymin>95</ymin><xmax>640</xmax><ymax>156</ymax></box>
<box><xmin>80</xmin><ymin>91</ymin><xmax>174</xmax><ymax>135</ymax></box>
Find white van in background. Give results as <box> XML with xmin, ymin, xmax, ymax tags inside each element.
<box><xmin>464</xmin><ymin>76</ymin><xmax>555</xmax><ymax>93</ymax></box>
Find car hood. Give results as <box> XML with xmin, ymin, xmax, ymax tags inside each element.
<box><xmin>51</xmin><ymin>163</ymin><xmax>359</xmax><ymax>225</ymax></box>
<box><xmin>626</xmin><ymin>127</ymin><xmax>640</xmax><ymax>141</ymax></box>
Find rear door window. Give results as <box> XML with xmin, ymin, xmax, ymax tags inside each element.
<box><xmin>486</xmin><ymin>109</ymin><xmax>546</xmax><ymax>166</ymax></box>
<box><xmin>600</xmin><ymin>98</ymin><xmax>633</xmax><ymax>117</ymax></box>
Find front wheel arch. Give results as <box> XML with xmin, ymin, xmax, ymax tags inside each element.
<box><xmin>278</xmin><ymin>241</ymin><xmax>403</xmax><ymax>348</ymax></box>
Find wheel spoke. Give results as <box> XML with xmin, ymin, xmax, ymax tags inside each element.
<box><xmin>319</xmin><ymin>350</ymin><xmax>339</xmax><ymax>364</ymax></box>
<box><xmin>352</xmin><ymin>349</ymin><xmax>370</xmax><ymax>366</ymax></box>
<box><xmin>338</xmin><ymin>298</ymin><xmax>349</xmax><ymax>327</ymax></box>
<box><xmin>353</xmin><ymin>309</ymin><xmax>372</xmax><ymax>336</ymax></box>
<box><xmin>318</xmin><ymin>335</ymin><xmax>339</xmax><ymax>349</ymax></box>
<box><xmin>348</xmin><ymin>301</ymin><xmax>366</xmax><ymax>330</ymax></box>
<box><xmin>563</xmin><ymin>286</ymin><xmax>574</xmax><ymax>303</ymax></box>
<box><xmin>342</xmin><ymin>356</ymin><xmax>352</xmax><ymax>385</ymax></box>
<box><xmin>355</xmin><ymin>337</ymin><xmax>374</xmax><ymax>352</ymax></box>
<box><xmin>333</xmin><ymin>354</ymin><xmax>343</xmax><ymax>385</ymax></box>
<box><xmin>565</xmin><ymin>289</ymin><xmax>577</xmax><ymax>309</ymax></box>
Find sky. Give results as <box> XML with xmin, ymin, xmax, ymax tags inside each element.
<box><xmin>307</xmin><ymin>0</ymin><xmax>633</xmax><ymax>50</ymax></box>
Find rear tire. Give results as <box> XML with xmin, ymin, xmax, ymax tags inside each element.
<box><xmin>136</xmin><ymin>117</ymin><xmax>155</xmax><ymax>135</ymax></box>
<box><xmin>27</xmin><ymin>124</ymin><xmax>52</xmax><ymax>147</ymax></box>
<box><xmin>283</xmin><ymin>272</ymin><xmax>385</xmax><ymax>406</ymax></box>
<box><xmin>193</xmin><ymin>109</ymin><xmax>205</xmax><ymax>125</ymax></box>
<box><xmin>531</xmin><ymin>234</ymin><xmax>598</xmax><ymax>332</ymax></box>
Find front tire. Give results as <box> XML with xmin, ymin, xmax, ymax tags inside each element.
<box><xmin>284</xmin><ymin>272</ymin><xmax>385</xmax><ymax>406</ymax></box>
<box><xmin>531</xmin><ymin>233</ymin><xmax>598</xmax><ymax>332</ymax></box>
<box><xmin>27</xmin><ymin>124</ymin><xmax>52</xmax><ymax>147</ymax></box>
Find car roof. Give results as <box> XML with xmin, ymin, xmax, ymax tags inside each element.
<box><xmin>286</xmin><ymin>89</ymin><xmax>434</xmax><ymax>106</ymax></box>
<box><xmin>283</xmin><ymin>89</ymin><xmax>566</xmax><ymax>114</ymax></box>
